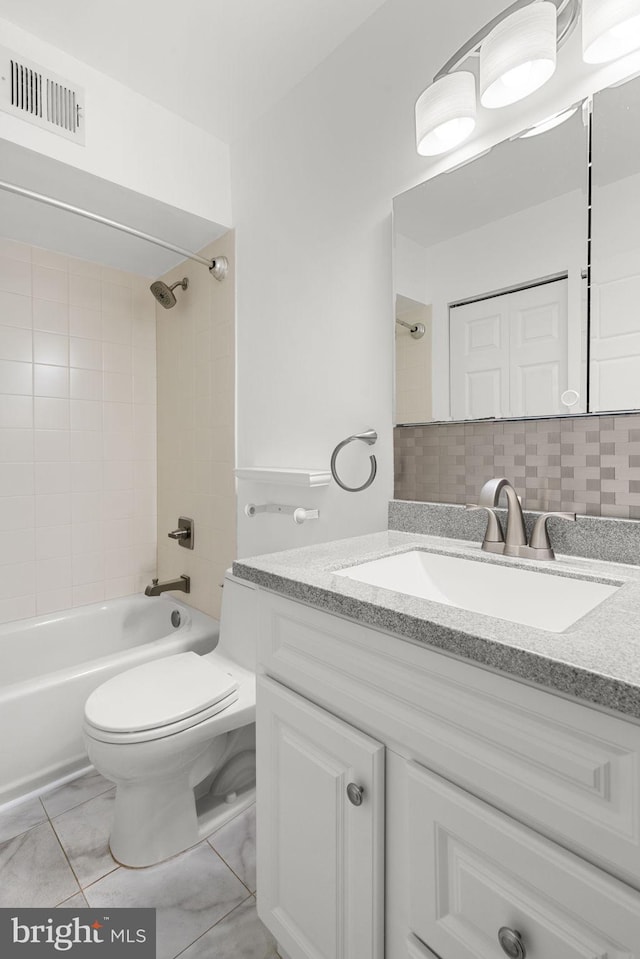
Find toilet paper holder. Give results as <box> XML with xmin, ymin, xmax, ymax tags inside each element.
<box><xmin>244</xmin><ymin>503</ymin><xmax>320</xmax><ymax>524</ymax></box>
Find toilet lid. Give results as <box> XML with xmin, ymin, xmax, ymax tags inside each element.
<box><xmin>84</xmin><ymin>652</ymin><xmax>239</xmax><ymax>733</ymax></box>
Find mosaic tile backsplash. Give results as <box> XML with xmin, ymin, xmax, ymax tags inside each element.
<box><xmin>394</xmin><ymin>414</ymin><xmax>640</xmax><ymax>520</ymax></box>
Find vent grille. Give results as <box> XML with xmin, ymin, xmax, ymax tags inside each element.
<box><xmin>0</xmin><ymin>47</ymin><xmax>85</xmax><ymax>144</ymax></box>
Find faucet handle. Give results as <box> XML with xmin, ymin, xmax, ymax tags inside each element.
<box><xmin>529</xmin><ymin>512</ymin><xmax>576</xmax><ymax>552</ymax></box>
<box><xmin>466</xmin><ymin>504</ymin><xmax>505</xmax><ymax>547</ymax></box>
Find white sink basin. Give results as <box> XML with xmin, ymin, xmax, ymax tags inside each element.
<box><xmin>334</xmin><ymin>550</ymin><xmax>620</xmax><ymax>633</ymax></box>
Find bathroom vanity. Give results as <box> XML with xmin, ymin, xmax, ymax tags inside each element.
<box><xmin>235</xmin><ymin>510</ymin><xmax>640</xmax><ymax>959</ymax></box>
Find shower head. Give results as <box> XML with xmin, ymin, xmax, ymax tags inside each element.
<box><xmin>150</xmin><ymin>277</ymin><xmax>189</xmax><ymax>309</ymax></box>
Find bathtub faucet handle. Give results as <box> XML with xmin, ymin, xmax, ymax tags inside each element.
<box><xmin>167</xmin><ymin>517</ymin><xmax>194</xmax><ymax>550</ymax></box>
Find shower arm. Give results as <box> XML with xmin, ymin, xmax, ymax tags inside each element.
<box><xmin>396</xmin><ymin>318</ymin><xmax>425</xmax><ymax>339</ymax></box>
<box><xmin>0</xmin><ymin>178</ymin><xmax>228</xmax><ymax>279</ymax></box>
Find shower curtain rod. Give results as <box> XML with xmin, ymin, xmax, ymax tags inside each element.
<box><xmin>0</xmin><ymin>178</ymin><xmax>217</xmax><ymax>270</ymax></box>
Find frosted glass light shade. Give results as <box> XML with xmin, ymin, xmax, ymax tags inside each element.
<box><xmin>480</xmin><ymin>1</ymin><xmax>557</xmax><ymax>109</ymax></box>
<box><xmin>583</xmin><ymin>0</ymin><xmax>640</xmax><ymax>63</ymax></box>
<box><xmin>415</xmin><ymin>72</ymin><xmax>476</xmax><ymax>156</ymax></box>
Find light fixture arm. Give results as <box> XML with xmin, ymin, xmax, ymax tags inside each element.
<box><xmin>433</xmin><ymin>0</ymin><xmax>581</xmax><ymax>82</ymax></box>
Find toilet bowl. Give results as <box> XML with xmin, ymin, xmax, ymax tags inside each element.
<box><xmin>83</xmin><ymin>571</ymin><xmax>258</xmax><ymax>867</ymax></box>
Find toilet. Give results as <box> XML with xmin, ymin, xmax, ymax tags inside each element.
<box><xmin>83</xmin><ymin>571</ymin><xmax>258</xmax><ymax>868</ymax></box>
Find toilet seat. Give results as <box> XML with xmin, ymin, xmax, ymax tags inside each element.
<box><xmin>84</xmin><ymin>652</ymin><xmax>240</xmax><ymax>743</ymax></box>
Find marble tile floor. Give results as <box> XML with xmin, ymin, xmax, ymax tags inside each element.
<box><xmin>0</xmin><ymin>769</ymin><xmax>277</xmax><ymax>959</ymax></box>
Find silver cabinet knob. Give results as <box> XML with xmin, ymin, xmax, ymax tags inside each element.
<box><xmin>498</xmin><ymin>927</ymin><xmax>526</xmax><ymax>959</ymax></box>
<box><xmin>346</xmin><ymin>783</ymin><xmax>364</xmax><ymax>806</ymax></box>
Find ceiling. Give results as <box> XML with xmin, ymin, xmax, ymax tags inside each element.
<box><xmin>0</xmin><ymin>0</ymin><xmax>388</xmax><ymax>143</ymax></box>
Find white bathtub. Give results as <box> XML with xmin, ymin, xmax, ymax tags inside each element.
<box><xmin>0</xmin><ymin>595</ymin><xmax>219</xmax><ymax>806</ymax></box>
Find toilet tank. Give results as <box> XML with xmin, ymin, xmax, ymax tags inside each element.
<box><xmin>215</xmin><ymin>570</ymin><xmax>259</xmax><ymax>670</ymax></box>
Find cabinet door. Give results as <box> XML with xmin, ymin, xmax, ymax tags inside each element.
<box><xmin>407</xmin><ymin>760</ymin><xmax>640</xmax><ymax>959</ymax></box>
<box><xmin>256</xmin><ymin>675</ymin><xmax>384</xmax><ymax>959</ymax></box>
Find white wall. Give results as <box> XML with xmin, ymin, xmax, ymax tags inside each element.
<box><xmin>394</xmin><ymin>234</ymin><xmax>429</xmax><ymax>306</ymax></box>
<box><xmin>231</xmin><ymin>0</ymin><xmax>511</xmax><ymax>557</ymax></box>
<box><xmin>0</xmin><ymin>17</ymin><xmax>231</xmax><ymax>225</ymax></box>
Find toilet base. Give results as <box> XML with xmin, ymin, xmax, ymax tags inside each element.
<box><xmin>109</xmin><ymin>778</ymin><xmax>256</xmax><ymax>868</ymax></box>
<box><xmin>104</xmin><ymin>731</ymin><xmax>256</xmax><ymax>868</ymax></box>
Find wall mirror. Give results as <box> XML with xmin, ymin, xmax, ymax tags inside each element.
<box><xmin>590</xmin><ymin>72</ymin><xmax>640</xmax><ymax>414</ymax></box>
<box><xmin>393</xmin><ymin>103</ymin><xmax>589</xmax><ymax>424</ymax></box>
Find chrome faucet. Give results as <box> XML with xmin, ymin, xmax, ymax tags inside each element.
<box><xmin>144</xmin><ymin>575</ymin><xmax>190</xmax><ymax>596</ymax></box>
<box><xmin>478</xmin><ymin>477</ymin><xmax>528</xmax><ymax>554</ymax></box>
<box><xmin>467</xmin><ymin>477</ymin><xmax>576</xmax><ymax>561</ymax></box>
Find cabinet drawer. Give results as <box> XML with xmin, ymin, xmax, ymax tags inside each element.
<box><xmin>259</xmin><ymin>590</ymin><xmax>640</xmax><ymax>886</ymax></box>
<box><xmin>408</xmin><ymin>760</ymin><xmax>640</xmax><ymax>959</ymax></box>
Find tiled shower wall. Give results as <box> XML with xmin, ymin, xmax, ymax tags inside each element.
<box><xmin>0</xmin><ymin>238</ymin><xmax>157</xmax><ymax>624</ymax></box>
<box><xmin>394</xmin><ymin>414</ymin><xmax>640</xmax><ymax>519</ymax></box>
<box><xmin>156</xmin><ymin>234</ymin><xmax>235</xmax><ymax>620</ymax></box>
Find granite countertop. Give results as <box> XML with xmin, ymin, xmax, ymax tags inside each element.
<box><xmin>233</xmin><ymin>529</ymin><xmax>640</xmax><ymax>721</ymax></box>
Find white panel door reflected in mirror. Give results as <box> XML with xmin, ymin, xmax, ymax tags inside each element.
<box><xmin>449</xmin><ymin>277</ymin><xmax>568</xmax><ymax>420</ymax></box>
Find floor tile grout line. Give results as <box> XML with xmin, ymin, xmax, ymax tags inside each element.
<box><xmin>205</xmin><ymin>840</ymin><xmax>255</xmax><ymax>896</ymax></box>
<box><xmin>48</xmin><ymin>817</ymin><xmax>84</xmax><ymax>896</ymax></box>
<box><xmin>56</xmin><ymin>890</ymin><xmax>89</xmax><ymax>909</ymax></box>
<box><xmin>0</xmin><ymin>794</ymin><xmax>49</xmax><ymax>846</ymax></box>
<box><xmin>169</xmin><ymin>891</ymin><xmax>255</xmax><ymax>959</ymax></box>
<box><xmin>80</xmin><ymin>860</ymin><xmax>124</xmax><ymax>892</ymax></box>
<box><xmin>43</xmin><ymin>781</ymin><xmax>121</xmax><ymax>898</ymax></box>
<box><xmin>48</xmin><ymin>813</ymin><xmax>119</xmax><ymax>896</ymax></box>
<box><xmin>80</xmin><ymin>862</ymin><xmax>122</xmax><ymax>895</ymax></box>
<box><xmin>0</xmin><ymin>817</ymin><xmax>48</xmax><ymax>847</ymax></box>
<box><xmin>42</xmin><ymin>783</ymin><xmax>116</xmax><ymax>823</ymax></box>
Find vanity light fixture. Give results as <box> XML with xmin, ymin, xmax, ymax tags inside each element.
<box><xmin>415</xmin><ymin>71</ymin><xmax>477</xmax><ymax>156</ymax></box>
<box><xmin>583</xmin><ymin>0</ymin><xmax>640</xmax><ymax>63</ymax></box>
<box><xmin>480</xmin><ymin>2</ymin><xmax>557</xmax><ymax>108</ymax></box>
<box><xmin>414</xmin><ymin>0</ymin><xmax>640</xmax><ymax>156</ymax></box>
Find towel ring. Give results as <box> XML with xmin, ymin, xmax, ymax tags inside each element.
<box><xmin>330</xmin><ymin>429</ymin><xmax>378</xmax><ymax>492</ymax></box>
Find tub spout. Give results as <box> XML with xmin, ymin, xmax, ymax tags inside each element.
<box><xmin>144</xmin><ymin>575</ymin><xmax>190</xmax><ymax>596</ymax></box>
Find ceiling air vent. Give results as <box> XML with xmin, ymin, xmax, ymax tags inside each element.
<box><xmin>0</xmin><ymin>46</ymin><xmax>85</xmax><ymax>145</ymax></box>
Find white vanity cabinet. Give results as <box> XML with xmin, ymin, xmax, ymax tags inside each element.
<box><xmin>256</xmin><ymin>675</ymin><xmax>385</xmax><ymax>959</ymax></box>
<box><xmin>254</xmin><ymin>588</ymin><xmax>640</xmax><ymax>959</ymax></box>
